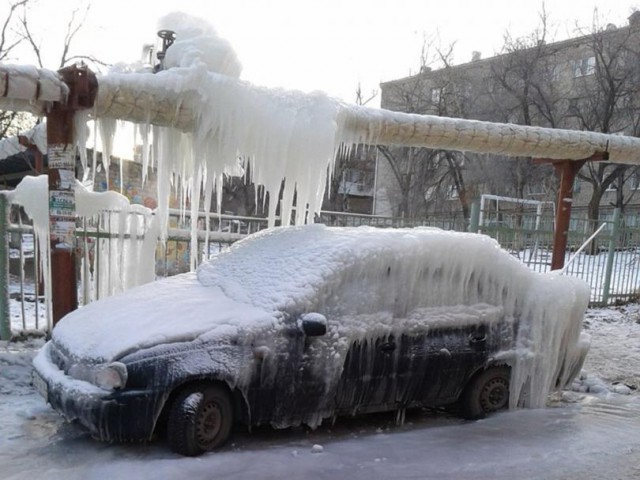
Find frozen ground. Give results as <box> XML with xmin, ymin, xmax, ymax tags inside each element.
<box><xmin>1</xmin><ymin>305</ymin><xmax>640</xmax><ymax>480</ymax></box>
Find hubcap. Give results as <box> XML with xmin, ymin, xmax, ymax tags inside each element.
<box><xmin>479</xmin><ymin>377</ymin><xmax>509</xmax><ymax>412</ymax></box>
<box><xmin>195</xmin><ymin>402</ymin><xmax>222</xmax><ymax>447</ymax></box>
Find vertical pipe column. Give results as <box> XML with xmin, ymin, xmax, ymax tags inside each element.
<box><xmin>0</xmin><ymin>193</ymin><xmax>10</xmax><ymax>340</ymax></box>
<box><xmin>468</xmin><ymin>200</ymin><xmax>480</xmax><ymax>233</ymax></box>
<box><xmin>551</xmin><ymin>160</ymin><xmax>586</xmax><ymax>271</ymax></box>
<box><xmin>47</xmin><ymin>66</ymin><xmax>97</xmax><ymax>326</ymax></box>
<box><xmin>602</xmin><ymin>207</ymin><xmax>621</xmax><ymax>305</ymax></box>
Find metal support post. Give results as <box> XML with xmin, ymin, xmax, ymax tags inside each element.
<box><xmin>602</xmin><ymin>207</ymin><xmax>621</xmax><ymax>305</ymax></box>
<box><xmin>550</xmin><ymin>160</ymin><xmax>586</xmax><ymax>270</ymax></box>
<box><xmin>535</xmin><ymin>152</ymin><xmax>607</xmax><ymax>271</ymax></box>
<box><xmin>468</xmin><ymin>201</ymin><xmax>480</xmax><ymax>233</ymax></box>
<box><xmin>0</xmin><ymin>193</ymin><xmax>10</xmax><ymax>340</ymax></box>
<box><xmin>47</xmin><ymin>65</ymin><xmax>97</xmax><ymax>326</ymax></box>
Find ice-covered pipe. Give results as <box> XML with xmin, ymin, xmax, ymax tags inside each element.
<box><xmin>93</xmin><ymin>71</ymin><xmax>640</xmax><ymax>164</ymax></box>
<box><xmin>3</xmin><ymin>63</ymin><xmax>640</xmax><ymax>164</ymax></box>
<box><xmin>0</xmin><ymin>64</ymin><xmax>69</xmax><ymax>115</ymax></box>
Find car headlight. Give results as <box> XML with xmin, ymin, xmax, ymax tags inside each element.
<box><xmin>95</xmin><ymin>362</ymin><xmax>128</xmax><ymax>390</ymax></box>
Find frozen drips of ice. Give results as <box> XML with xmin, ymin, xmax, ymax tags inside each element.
<box><xmin>93</xmin><ymin>12</ymin><xmax>354</xmax><ymax>257</ymax></box>
<box><xmin>0</xmin><ymin>123</ymin><xmax>47</xmax><ymax>160</ymax></box>
<box><xmin>6</xmin><ymin>176</ymin><xmax>52</xmax><ymax>329</ymax></box>
<box><xmin>159</xmin><ymin>12</ymin><xmax>242</xmax><ymax>77</ymax></box>
<box><xmin>198</xmin><ymin>225</ymin><xmax>590</xmax><ymax>410</ymax></box>
<box><xmin>6</xmin><ymin>176</ymin><xmax>158</xmax><ymax>311</ymax></box>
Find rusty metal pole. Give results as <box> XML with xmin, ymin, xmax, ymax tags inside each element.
<box><xmin>550</xmin><ymin>160</ymin><xmax>586</xmax><ymax>270</ymax></box>
<box><xmin>47</xmin><ymin>65</ymin><xmax>97</xmax><ymax>326</ymax></box>
<box><xmin>535</xmin><ymin>153</ymin><xmax>607</xmax><ymax>271</ymax></box>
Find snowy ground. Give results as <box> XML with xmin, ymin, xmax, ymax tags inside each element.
<box><xmin>1</xmin><ymin>305</ymin><xmax>640</xmax><ymax>480</ymax></box>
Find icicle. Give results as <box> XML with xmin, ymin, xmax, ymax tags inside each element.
<box><xmin>74</xmin><ymin>110</ymin><xmax>91</xmax><ymax>179</ymax></box>
<box><xmin>140</xmin><ymin>123</ymin><xmax>151</xmax><ymax>185</ymax></box>
<box><xmin>98</xmin><ymin>118</ymin><xmax>117</xmax><ymax>189</ymax></box>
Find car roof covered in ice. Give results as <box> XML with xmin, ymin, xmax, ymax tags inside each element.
<box><xmin>196</xmin><ymin>224</ymin><xmax>533</xmax><ymax>313</ymax></box>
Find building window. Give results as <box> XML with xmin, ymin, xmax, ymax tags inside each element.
<box><xmin>573</xmin><ymin>178</ymin><xmax>582</xmax><ymax>193</ymax></box>
<box><xmin>431</xmin><ymin>87</ymin><xmax>443</xmax><ymax>104</ymax></box>
<box><xmin>572</xmin><ymin>56</ymin><xmax>596</xmax><ymax>77</ymax></box>
<box><xmin>568</xmin><ymin>98</ymin><xmax>580</xmax><ymax>116</ymax></box>
<box><xmin>340</xmin><ymin>168</ymin><xmax>372</xmax><ymax>195</ymax></box>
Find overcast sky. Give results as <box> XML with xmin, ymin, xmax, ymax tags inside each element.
<box><xmin>4</xmin><ymin>0</ymin><xmax>639</xmax><ymax>105</ymax></box>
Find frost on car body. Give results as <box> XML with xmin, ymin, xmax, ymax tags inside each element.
<box><xmin>32</xmin><ymin>225</ymin><xmax>590</xmax><ymax>451</ymax></box>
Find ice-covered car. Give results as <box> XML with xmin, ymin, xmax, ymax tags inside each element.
<box><xmin>32</xmin><ymin>225</ymin><xmax>590</xmax><ymax>456</ymax></box>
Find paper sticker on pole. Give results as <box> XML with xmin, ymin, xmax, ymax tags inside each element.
<box><xmin>48</xmin><ymin>144</ymin><xmax>75</xmax><ymax>169</ymax></box>
<box><xmin>50</xmin><ymin>216</ymin><xmax>76</xmax><ymax>250</ymax></box>
<box><xmin>49</xmin><ymin>190</ymin><xmax>75</xmax><ymax>217</ymax></box>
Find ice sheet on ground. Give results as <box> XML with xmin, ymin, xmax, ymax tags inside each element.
<box><xmin>2</xmin><ymin>308</ymin><xmax>640</xmax><ymax>480</ymax></box>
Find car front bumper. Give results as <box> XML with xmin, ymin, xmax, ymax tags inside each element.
<box><xmin>32</xmin><ymin>342</ymin><xmax>164</xmax><ymax>442</ymax></box>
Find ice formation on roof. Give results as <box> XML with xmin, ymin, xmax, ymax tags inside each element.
<box><xmin>0</xmin><ymin>123</ymin><xmax>47</xmax><ymax>159</ymax></box>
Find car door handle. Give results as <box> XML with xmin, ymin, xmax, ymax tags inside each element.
<box><xmin>469</xmin><ymin>332</ymin><xmax>487</xmax><ymax>345</ymax></box>
<box><xmin>379</xmin><ymin>342</ymin><xmax>396</xmax><ymax>353</ymax></box>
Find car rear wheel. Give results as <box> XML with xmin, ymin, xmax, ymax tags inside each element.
<box><xmin>460</xmin><ymin>366</ymin><xmax>510</xmax><ymax>420</ymax></box>
<box><xmin>167</xmin><ymin>384</ymin><xmax>233</xmax><ymax>456</ymax></box>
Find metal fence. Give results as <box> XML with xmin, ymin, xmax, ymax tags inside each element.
<box><xmin>2</xmin><ymin>201</ymin><xmax>640</xmax><ymax>338</ymax></box>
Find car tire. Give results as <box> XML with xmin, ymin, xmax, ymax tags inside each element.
<box><xmin>459</xmin><ymin>366</ymin><xmax>510</xmax><ymax>420</ymax></box>
<box><xmin>167</xmin><ymin>384</ymin><xmax>234</xmax><ymax>456</ymax></box>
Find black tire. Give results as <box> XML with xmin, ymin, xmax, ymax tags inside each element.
<box><xmin>459</xmin><ymin>366</ymin><xmax>510</xmax><ymax>420</ymax></box>
<box><xmin>167</xmin><ymin>384</ymin><xmax>234</xmax><ymax>456</ymax></box>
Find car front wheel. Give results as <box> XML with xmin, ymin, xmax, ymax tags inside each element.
<box><xmin>167</xmin><ymin>383</ymin><xmax>234</xmax><ymax>456</ymax></box>
<box><xmin>459</xmin><ymin>366</ymin><xmax>510</xmax><ymax>420</ymax></box>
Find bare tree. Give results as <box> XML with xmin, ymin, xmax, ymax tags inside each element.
<box><xmin>487</xmin><ymin>7</ymin><xmax>559</xmax><ymax>206</ymax></box>
<box><xmin>17</xmin><ymin>0</ymin><xmax>103</xmax><ymax>69</ymax></box>
<box><xmin>0</xmin><ymin>0</ymin><xmax>102</xmax><ymax>142</ymax></box>
<box><xmin>0</xmin><ymin>1</ymin><xmax>32</xmax><ymax>138</ymax></box>
<box><xmin>324</xmin><ymin>83</ymin><xmax>378</xmax><ymax>213</ymax></box>
<box><xmin>378</xmin><ymin>43</ymin><xmax>480</xmax><ymax>219</ymax></box>
<box><xmin>568</xmin><ymin>16</ymin><xmax>640</xmax><ymax>222</ymax></box>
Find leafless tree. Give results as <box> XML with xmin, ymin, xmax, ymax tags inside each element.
<box><xmin>324</xmin><ymin>83</ymin><xmax>378</xmax><ymax>214</ymax></box>
<box><xmin>378</xmin><ymin>43</ymin><xmax>481</xmax><ymax>219</ymax></box>
<box><xmin>0</xmin><ymin>0</ymin><xmax>103</xmax><ymax>142</ymax></box>
<box><xmin>569</xmin><ymin>16</ymin><xmax>640</xmax><ymax>222</ymax></box>
<box><xmin>0</xmin><ymin>1</ymin><xmax>31</xmax><ymax>138</ymax></box>
<box><xmin>487</xmin><ymin>7</ymin><xmax>559</xmax><ymax>209</ymax></box>
<box><xmin>17</xmin><ymin>0</ymin><xmax>104</xmax><ymax>69</ymax></box>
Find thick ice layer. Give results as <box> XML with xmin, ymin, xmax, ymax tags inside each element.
<box><xmin>0</xmin><ymin>64</ymin><xmax>68</xmax><ymax>116</ymax></box>
<box><xmin>90</xmin><ymin>13</ymin><xmax>352</xmax><ymax>247</ymax></box>
<box><xmin>197</xmin><ymin>225</ymin><xmax>590</xmax><ymax>408</ymax></box>
<box><xmin>6</xmin><ymin>175</ymin><xmax>159</xmax><ymax>312</ymax></box>
<box><xmin>158</xmin><ymin>12</ymin><xmax>242</xmax><ymax>77</ymax></box>
<box><xmin>39</xmin><ymin>225</ymin><xmax>589</xmax><ymax>433</ymax></box>
<box><xmin>51</xmin><ymin>272</ymin><xmax>273</xmax><ymax>362</ymax></box>
<box><xmin>0</xmin><ymin>123</ymin><xmax>47</xmax><ymax>160</ymax></box>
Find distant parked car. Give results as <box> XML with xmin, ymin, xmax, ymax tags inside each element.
<box><xmin>33</xmin><ymin>225</ymin><xmax>590</xmax><ymax>456</ymax></box>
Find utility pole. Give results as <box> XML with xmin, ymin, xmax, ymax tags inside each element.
<box><xmin>47</xmin><ymin>65</ymin><xmax>97</xmax><ymax>326</ymax></box>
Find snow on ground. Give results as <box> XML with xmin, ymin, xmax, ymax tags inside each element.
<box><xmin>8</xmin><ymin>275</ymin><xmax>47</xmax><ymax>334</ymax></box>
<box><xmin>578</xmin><ymin>303</ymin><xmax>640</xmax><ymax>392</ymax></box>
<box><xmin>2</xmin><ymin>305</ymin><xmax>640</xmax><ymax>479</ymax></box>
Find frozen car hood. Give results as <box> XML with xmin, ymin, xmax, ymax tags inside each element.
<box><xmin>51</xmin><ymin>272</ymin><xmax>274</xmax><ymax>363</ymax></box>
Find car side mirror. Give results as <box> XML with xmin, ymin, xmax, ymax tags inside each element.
<box><xmin>298</xmin><ymin>313</ymin><xmax>327</xmax><ymax>337</ymax></box>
